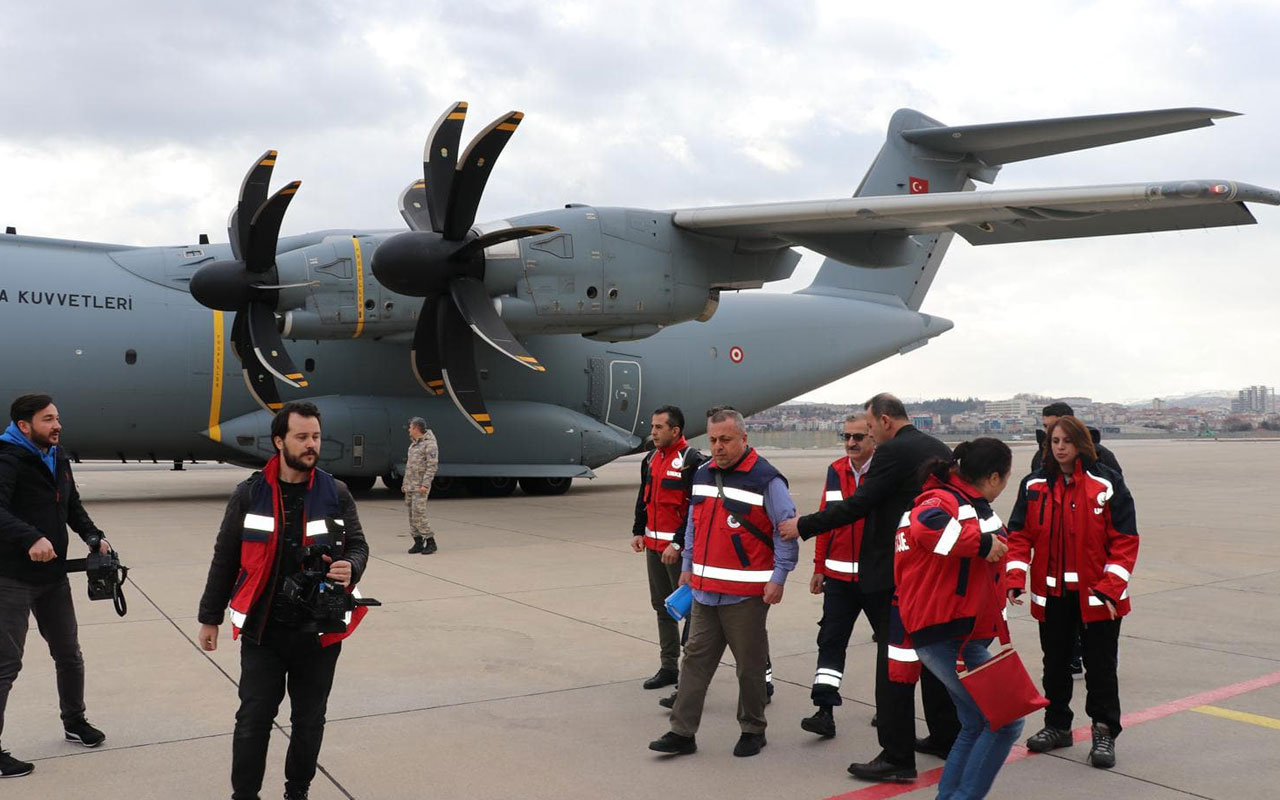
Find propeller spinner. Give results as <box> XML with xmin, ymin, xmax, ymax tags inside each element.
<box><xmin>189</xmin><ymin>151</ymin><xmax>307</xmax><ymax>412</ymax></box>
<box><xmin>372</xmin><ymin>103</ymin><xmax>557</xmax><ymax>434</ymax></box>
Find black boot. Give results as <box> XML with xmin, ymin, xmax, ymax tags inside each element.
<box><xmin>1088</xmin><ymin>722</ymin><xmax>1116</xmax><ymax>769</ymax></box>
<box><xmin>801</xmin><ymin>706</ymin><xmax>836</xmax><ymax>738</ymax></box>
<box><xmin>408</xmin><ymin>535</ymin><xmax>424</xmax><ymax>554</ymax></box>
<box><xmin>422</xmin><ymin>537</ymin><xmax>438</xmax><ymax>554</ymax></box>
<box><xmin>658</xmin><ymin>691</ymin><xmax>678</xmax><ymax>709</ymax></box>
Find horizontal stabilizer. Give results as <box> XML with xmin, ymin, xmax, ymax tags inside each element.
<box><xmin>901</xmin><ymin>107</ymin><xmax>1237</xmax><ymax>166</ymax></box>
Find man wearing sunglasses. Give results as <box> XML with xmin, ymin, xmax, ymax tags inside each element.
<box><xmin>801</xmin><ymin>415</ymin><xmax>876</xmax><ymax>739</ymax></box>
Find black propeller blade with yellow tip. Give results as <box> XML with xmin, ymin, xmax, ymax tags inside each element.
<box><xmin>189</xmin><ymin>151</ymin><xmax>308</xmax><ymax>411</ymax></box>
<box><xmin>375</xmin><ymin>102</ymin><xmax>558</xmax><ymax>433</ymax></box>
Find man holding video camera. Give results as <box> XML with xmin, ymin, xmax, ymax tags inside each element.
<box><xmin>198</xmin><ymin>401</ymin><xmax>370</xmax><ymax>800</ymax></box>
<box><xmin>0</xmin><ymin>394</ymin><xmax>111</xmax><ymax>778</ymax></box>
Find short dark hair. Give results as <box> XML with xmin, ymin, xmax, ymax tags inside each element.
<box><xmin>865</xmin><ymin>392</ymin><xmax>908</xmax><ymax>421</ymax></box>
<box><xmin>1042</xmin><ymin>401</ymin><xmax>1074</xmax><ymax>418</ymax></box>
<box><xmin>271</xmin><ymin>401</ymin><xmax>322</xmax><ymax>441</ymax></box>
<box><xmin>922</xmin><ymin>437</ymin><xmax>1012</xmax><ymax>485</ymax></box>
<box><xmin>705</xmin><ymin>404</ymin><xmax>737</xmax><ymax>418</ymax></box>
<box><xmin>10</xmin><ymin>394</ymin><xmax>54</xmax><ymax>424</ymax></box>
<box><xmin>653</xmin><ymin>405</ymin><xmax>685</xmax><ymax>432</ymax></box>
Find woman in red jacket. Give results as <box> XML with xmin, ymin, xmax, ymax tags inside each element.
<box><xmin>1005</xmin><ymin>415</ymin><xmax>1138</xmax><ymax>769</ymax></box>
<box><xmin>894</xmin><ymin>438</ymin><xmax>1015</xmax><ymax>800</ymax></box>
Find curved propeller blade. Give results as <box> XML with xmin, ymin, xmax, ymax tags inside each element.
<box><xmin>245</xmin><ymin>180</ymin><xmax>301</xmax><ymax>274</ymax></box>
<box><xmin>426</xmin><ymin>101</ymin><xmax>468</xmax><ymax>233</ymax></box>
<box><xmin>230</xmin><ymin>150</ymin><xmax>278</xmax><ymax>261</ymax></box>
<box><xmin>451</xmin><ymin>224</ymin><xmax>560</xmax><ymax>261</ymax></box>
<box><xmin>438</xmin><ymin>300</ymin><xmax>494</xmax><ymax>434</ymax></box>
<box><xmin>443</xmin><ymin>110</ymin><xmax>524</xmax><ymax>240</ymax></box>
<box><xmin>398</xmin><ymin>179</ymin><xmax>431</xmax><ymax>231</ymax></box>
<box><xmin>246</xmin><ymin>301</ymin><xmax>308</xmax><ymax>388</ymax></box>
<box><xmin>449</xmin><ymin>277</ymin><xmax>545</xmax><ymax>372</ymax></box>
<box><xmin>410</xmin><ymin>295</ymin><xmax>446</xmax><ymax>396</ymax></box>
<box><xmin>230</xmin><ymin>312</ymin><xmax>284</xmax><ymax>411</ymax></box>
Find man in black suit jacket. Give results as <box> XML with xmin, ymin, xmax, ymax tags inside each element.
<box><xmin>780</xmin><ymin>393</ymin><xmax>958</xmax><ymax>783</ymax></box>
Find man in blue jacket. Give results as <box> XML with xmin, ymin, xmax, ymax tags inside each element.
<box><xmin>0</xmin><ymin>394</ymin><xmax>111</xmax><ymax>778</ymax></box>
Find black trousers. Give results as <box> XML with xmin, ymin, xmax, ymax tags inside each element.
<box><xmin>811</xmin><ymin>577</ymin><xmax>867</xmax><ymax>707</ymax></box>
<box><xmin>0</xmin><ymin>576</ymin><xmax>86</xmax><ymax>741</ymax></box>
<box><xmin>232</xmin><ymin>627</ymin><xmax>341</xmax><ymax>800</ymax></box>
<box><xmin>863</xmin><ymin>589</ymin><xmax>959</xmax><ymax>766</ymax></box>
<box><xmin>1039</xmin><ymin>592</ymin><xmax>1122</xmax><ymax>735</ymax></box>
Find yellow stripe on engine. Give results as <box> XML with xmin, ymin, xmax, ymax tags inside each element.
<box><xmin>208</xmin><ymin>311</ymin><xmax>225</xmax><ymax>442</ymax></box>
<box><xmin>352</xmin><ymin>237</ymin><xmax>365</xmax><ymax>338</ymax></box>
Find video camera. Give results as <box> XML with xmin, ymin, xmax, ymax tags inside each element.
<box><xmin>64</xmin><ymin>534</ymin><xmax>130</xmax><ymax>617</ymax></box>
<box><xmin>279</xmin><ymin>518</ymin><xmax>380</xmax><ymax>634</ymax></box>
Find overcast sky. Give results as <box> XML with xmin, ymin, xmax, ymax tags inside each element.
<box><xmin>2</xmin><ymin>0</ymin><xmax>1277</xmax><ymax>404</ymax></box>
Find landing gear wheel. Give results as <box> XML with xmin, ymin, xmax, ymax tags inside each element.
<box><xmin>382</xmin><ymin>471</ymin><xmax>404</xmax><ymax>493</ymax></box>
<box><xmin>519</xmin><ymin>476</ymin><xmax>572</xmax><ymax>496</ymax></box>
<box><xmin>465</xmin><ymin>476</ymin><xmax>518</xmax><ymax>497</ymax></box>
<box><xmin>427</xmin><ymin>475</ymin><xmax>467</xmax><ymax>499</ymax></box>
<box><xmin>338</xmin><ymin>474</ymin><xmax>377</xmax><ymax>492</ymax></box>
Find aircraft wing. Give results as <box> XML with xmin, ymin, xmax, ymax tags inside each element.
<box><xmin>671</xmin><ymin>180</ymin><xmax>1280</xmax><ymax>264</ymax></box>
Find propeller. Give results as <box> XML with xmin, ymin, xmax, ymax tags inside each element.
<box><xmin>372</xmin><ymin>102</ymin><xmax>557</xmax><ymax>434</ymax></box>
<box><xmin>189</xmin><ymin>151</ymin><xmax>308</xmax><ymax>411</ymax></box>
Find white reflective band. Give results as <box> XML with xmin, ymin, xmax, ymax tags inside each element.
<box><xmin>1006</xmin><ymin>560</ymin><xmax>1030</xmax><ymax>573</ymax></box>
<box><xmin>244</xmin><ymin>514</ymin><xmax>274</xmax><ymax>532</ymax></box>
<box><xmin>1064</xmin><ymin>572</ymin><xmax>1079</xmax><ymax>583</ymax></box>
<box><xmin>979</xmin><ymin>514</ymin><xmax>1004</xmax><ymax>534</ymax></box>
<box><xmin>645</xmin><ymin>529</ymin><xmax>677</xmax><ymax>542</ymax></box>
<box><xmin>957</xmin><ymin>506</ymin><xmax>978</xmax><ymax>521</ymax></box>
<box><xmin>765</xmin><ymin>667</ymin><xmax>773</xmax><ymax>680</ymax></box>
<box><xmin>1026</xmin><ymin>478</ymin><xmax>1048</xmax><ymax>489</ymax></box>
<box><xmin>692</xmin><ymin>563</ymin><xmax>773</xmax><ymax>583</ymax></box>
<box><xmin>1104</xmin><ymin>564</ymin><xmax>1131</xmax><ymax>582</ymax></box>
<box><xmin>825</xmin><ymin>490</ymin><xmax>844</xmax><ymax>502</ymax></box>
<box><xmin>933</xmin><ymin>518</ymin><xmax>963</xmax><ymax>555</ymax></box>
<box><xmin>898</xmin><ymin>511</ymin><xmax>912</xmax><ymax>529</ymax></box>
<box><xmin>1046</xmin><ymin>576</ymin><xmax>1057</xmax><ymax>588</ymax></box>
<box><xmin>1002</xmin><ymin>607</ymin><xmax>1008</xmax><ymax>621</ymax></box>
<box><xmin>824</xmin><ymin>559</ymin><xmax>857</xmax><ymax>575</ymax></box>
<box><xmin>692</xmin><ymin>484</ymin><xmax>765</xmax><ymax>506</ymax></box>
<box><xmin>1088</xmin><ymin>595</ymin><xmax>1105</xmax><ymax>606</ymax></box>
<box><xmin>814</xmin><ymin>674</ymin><xmax>842</xmax><ymax>687</ymax></box>
<box><xmin>887</xmin><ymin>645</ymin><xmax>919</xmax><ymax>663</ymax></box>
<box><xmin>305</xmin><ymin>519</ymin><xmax>330</xmax><ymax>538</ymax></box>
<box><xmin>816</xmin><ymin>667</ymin><xmax>842</xmax><ymax>679</ymax></box>
<box><xmin>229</xmin><ymin>609</ymin><xmax>247</xmax><ymax>627</ymax></box>
<box><xmin>1120</xmin><ymin>588</ymin><xmax>1129</xmax><ymax>600</ymax></box>
<box><xmin>1031</xmin><ymin>593</ymin><xmax>1047</xmax><ymax>606</ymax></box>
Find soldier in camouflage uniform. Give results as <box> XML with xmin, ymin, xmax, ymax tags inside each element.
<box><xmin>403</xmin><ymin>417</ymin><xmax>439</xmax><ymax>554</ymax></box>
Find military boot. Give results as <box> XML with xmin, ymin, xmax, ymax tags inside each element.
<box><xmin>408</xmin><ymin>535</ymin><xmax>424</xmax><ymax>554</ymax></box>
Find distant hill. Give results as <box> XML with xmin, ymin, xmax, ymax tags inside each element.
<box><xmin>1125</xmin><ymin>390</ymin><xmax>1236</xmax><ymax>410</ymax></box>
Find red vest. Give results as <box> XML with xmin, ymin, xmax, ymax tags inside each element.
<box><xmin>688</xmin><ymin>449</ymin><xmax>783</xmax><ymax>596</ymax></box>
<box><xmin>813</xmin><ymin>457</ymin><xmax>867</xmax><ymax>581</ymax></box>
<box><xmin>641</xmin><ymin>437</ymin><xmax>693</xmax><ymax>552</ymax></box>
<box><xmin>228</xmin><ymin>456</ymin><xmax>367</xmax><ymax>647</ymax></box>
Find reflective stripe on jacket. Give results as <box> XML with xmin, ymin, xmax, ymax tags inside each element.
<box><xmin>813</xmin><ymin>457</ymin><xmax>866</xmax><ymax>581</ymax></box>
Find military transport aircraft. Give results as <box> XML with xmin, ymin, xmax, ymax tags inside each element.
<box><xmin>0</xmin><ymin>104</ymin><xmax>1276</xmax><ymax>496</ymax></box>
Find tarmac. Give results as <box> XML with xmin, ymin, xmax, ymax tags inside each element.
<box><xmin>4</xmin><ymin>437</ymin><xmax>1279</xmax><ymax>799</ymax></box>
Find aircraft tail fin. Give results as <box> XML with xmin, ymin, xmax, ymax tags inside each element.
<box><xmin>806</xmin><ymin>107</ymin><xmax>1238</xmax><ymax>309</ymax></box>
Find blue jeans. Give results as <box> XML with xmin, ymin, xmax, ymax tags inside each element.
<box><xmin>915</xmin><ymin>638</ymin><xmax>1024</xmax><ymax>800</ymax></box>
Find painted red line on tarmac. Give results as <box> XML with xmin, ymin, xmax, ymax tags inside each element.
<box><xmin>817</xmin><ymin>668</ymin><xmax>1280</xmax><ymax>800</ymax></box>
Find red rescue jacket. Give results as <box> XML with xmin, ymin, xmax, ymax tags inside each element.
<box><xmin>1004</xmin><ymin>458</ymin><xmax>1138</xmax><ymax>623</ymax></box>
<box><xmin>640</xmin><ymin>437</ymin><xmax>695</xmax><ymax>552</ymax></box>
<box><xmin>688</xmin><ymin>448</ymin><xmax>784</xmax><ymax>597</ymax></box>
<box><xmin>813</xmin><ymin>456</ymin><xmax>868</xmax><ymax>582</ymax></box>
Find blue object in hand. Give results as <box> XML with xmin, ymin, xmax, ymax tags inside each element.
<box><xmin>664</xmin><ymin>583</ymin><xmax>693</xmax><ymax>621</ymax></box>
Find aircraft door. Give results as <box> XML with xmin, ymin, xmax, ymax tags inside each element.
<box><xmin>348</xmin><ymin>403</ymin><xmax>392</xmax><ymax>474</ymax></box>
<box><xmin>604</xmin><ymin>356</ymin><xmax>642</xmax><ymax>434</ymax></box>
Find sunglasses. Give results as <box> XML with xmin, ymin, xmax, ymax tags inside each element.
<box><xmin>839</xmin><ymin>433</ymin><xmax>869</xmax><ymax>442</ymax></box>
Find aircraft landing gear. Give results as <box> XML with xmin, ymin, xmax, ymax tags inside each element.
<box><xmin>381</xmin><ymin>471</ymin><xmax>404</xmax><ymax>493</ymax></box>
<box><xmin>427</xmin><ymin>475</ymin><xmax>467</xmax><ymax>499</ymax></box>
<box><xmin>337</xmin><ymin>474</ymin><xmax>377</xmax><ymax>492</ymax></box>
<box><xmin>519</xmin><ymin>476</ymin><xmax>572</xmax><ymax>496</ymax></box>
<box><xmin>466</xmin><ymin>476</ymin><xmax>518</xmax><ymax>497</ymax></box>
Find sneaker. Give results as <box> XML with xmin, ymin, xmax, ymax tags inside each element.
<box><xmin>800</xmin><ymin>706</ymin><xmax>836</xmax><ymax>738</ymax></box>
<box><xmin>1088</xmin><ymin>722</ymin><xmax>1116</xmax><ymax>769</ymax></box>
<box><xmin>0</xmin><ymin>750</ymin><xmax>34</xmax><ymax>778</ymax></box>
<box><xmin>658</xmin><ymin>691</ymin><xmax>678</xmax><ymax>709</ymax></box>
<box><xmin>648</xmin><ymin>731</ymin><xmax>696</xmax><ymax>755</ymax></box>
<box><xmin>64</xmin><ymin>718</ymin><xmax>105</xmax><ymax>748</ymax></box>
<box><xmin>1025</xmin><ymin>725</ymin><xmax>1073</xmax><ymax>753</ymax></box>
<box><xmin>733</xmin><ymin>732</ymin><xmax>766</xmax><ymax>757</ymax></box>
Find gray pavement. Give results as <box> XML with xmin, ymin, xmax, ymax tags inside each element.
<box><xmin>3</xmin><ymin>438</ymin><xmax>1278</xmax><ymax>799</ymax></box>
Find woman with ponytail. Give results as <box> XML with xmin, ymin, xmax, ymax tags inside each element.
<box><xmin>891</xmin><ymin>438</ymin><xmax>1018</xmax><ymax>800</ymax></box>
